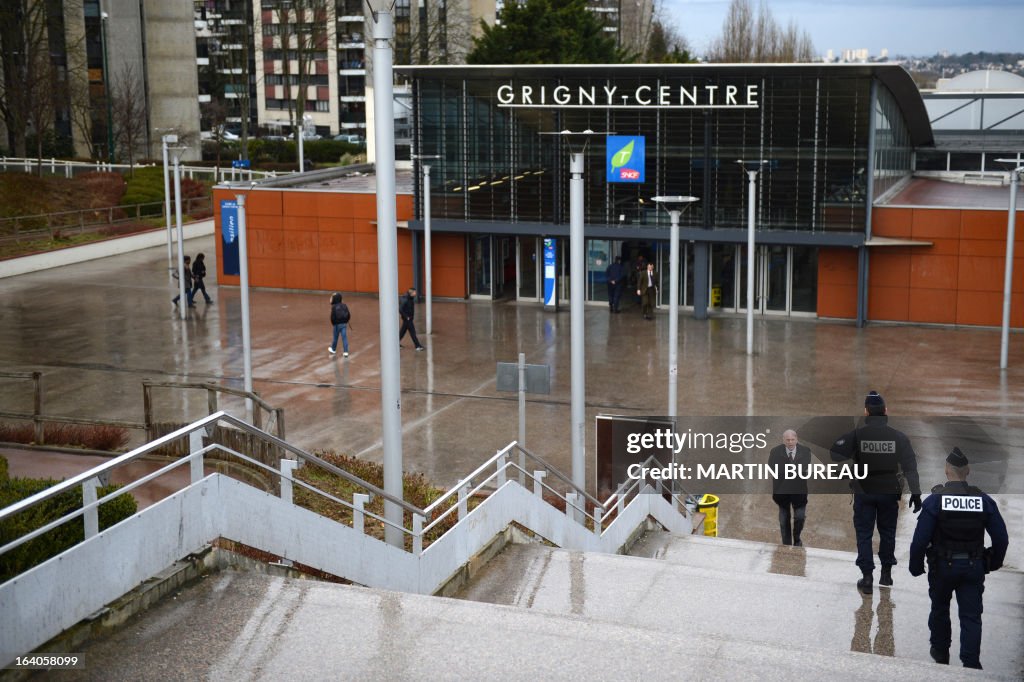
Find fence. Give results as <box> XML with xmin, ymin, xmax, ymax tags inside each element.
<box><xmin>0</xmin><ymin>372</ymin><xmax>285</xmax><ymax>471</ymax></box>
<box><xmin>0</xmin><ymin>197</ymin><xmax>213</xmax><ymax>246</ymax></box>
<box><xmin>0</xmin><ymin>157</ymin><xmax>278</xmax><ymax>184</ymax></box>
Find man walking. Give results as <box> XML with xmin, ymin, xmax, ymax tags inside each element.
<box><xmin>637</xmin><ymin>262</ymin><xmax>657</xmax><ymax>320</ymax></box>
<box><xmin>831</xmin><ymin>391</ymin><xmax>922</xmax><ymax>594</ymax></box>
<box><xmin>909</xmin><ymin>448</ymin><xmax>1008</xmax><ymax>670</ymax></box>
<box><xmin>328</xmin><ymin>292</ymin><xmax>351</xmax><ymax>357</ymax></box>
<box><xmin>605</xmin><ymin>256</ymin><xmax>626</xmax><ymax>313</ymax></box>
<box><xmin>399</xmin><ymin>287</ymin><xmax>424</xmax><ymax>351</ymax></box>
<box><xmin>172</xmin><ymin>255</ymin><xmax>194</xmax><ymax>308</ymax></box>
<box><xmin>768</xmin><ymin>429</ymin><xmax>812</xmax><ymax>546</ymax></box>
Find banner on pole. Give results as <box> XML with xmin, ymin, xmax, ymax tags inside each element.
<box><xmin>221</xmin><ymin>199</ymin><xmax>240</xmax><ymax>276</ymax></box>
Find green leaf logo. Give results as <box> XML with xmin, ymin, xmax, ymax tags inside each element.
<box><xmin>611</xmin><ymin>140</ymin><xmax>634</xmax><ymax>170</ymax></box>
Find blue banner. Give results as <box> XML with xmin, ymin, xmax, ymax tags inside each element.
<box><xmin>543</xmin><ymin>238</ymin><xmax>557</xmax><ymax>307</ymax></box>
<box><xmin>221</xmin><ymin>199</ymin><xmax>240</xmax><ymax>276</ymax></box>
<box><xmin>606</xmin><ymin>135</ymin><xmax>645</xmax><ymax>183</ymax></box>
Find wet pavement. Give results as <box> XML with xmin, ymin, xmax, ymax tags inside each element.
<box><xmin>1</xmin><ymin>234</ymin><xmax>1023</xmax><ymax>567</ymax></box>
<box><xmin>51</xmin><ymin>569</ymin><xmax>1013</xmax><ymax>682</ymax></box>
<box><xmin>3</xmin><ymin>236</ymin><xmax>1024</xmax><ymax>678</ymax></box>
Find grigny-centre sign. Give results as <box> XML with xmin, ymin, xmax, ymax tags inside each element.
<box><xmin>496</xmin><ymin>83</ymin><xmax>760</xmax><ymax>109</ymax></box>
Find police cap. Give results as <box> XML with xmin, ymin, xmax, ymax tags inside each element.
<box><xmin>946</xmin><ymin>447</ymin><xmax>968</xmax><ymax>467</ymax></box>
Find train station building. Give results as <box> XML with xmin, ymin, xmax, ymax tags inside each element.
<box><xmin>212</xmin><ymin>63</ymin><xmax>1023</xmax><ymax>328</ymax></box>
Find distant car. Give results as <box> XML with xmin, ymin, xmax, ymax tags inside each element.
<box><xmin>333</xmin><ymin>134</ymin><xmax>366</xmax><ymax>146</ymax></box>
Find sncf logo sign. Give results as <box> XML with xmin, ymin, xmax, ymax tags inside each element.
<box><xmin>607</xmin><ymin>136</ymin><xmax>645</xmax><ymax>184</ymax></box>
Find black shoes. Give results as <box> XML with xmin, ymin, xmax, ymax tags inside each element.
<box><xmin>929</xmin><ymin>647</ymin><xmax>949</xmax><ymax>665</ymax></box>
<box><xmin>857</xmin><ymin>572</ymin><xmax>873</xmax><ymax>595</ymax></box>
<box><xmin>879</xmin><ymin>565</ymin><xmax>893</xmax><ymax>587</ymax></box>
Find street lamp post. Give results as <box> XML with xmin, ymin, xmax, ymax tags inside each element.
<box><xmin>652</xmin><ymin>196</ymin><xmax>699</xmax><ymax>418</ymax></box>
<box><xmin>236</xmin><ymin>193</ymin><xmax>254</xmax><ymax>418</ymax></box>
<box><xmin>100</xmin><ymin>11</ymin><xmax>114</xmax><ymax>163</ymax></box>
<box><xmin>162</xmin><ymin>134</ymin><xmax>178</xmax><ymax>276</ymax></box>
<box><xmin>412</xmin><ymin>154</ymin><xmax>440</xmax><ymax>335</ymax></box>
<box><xmin>994</xmin><ymin>159</ymin><xmax>1022</xmax><ymax>369</ymax></box>
<box><xmin>737</xmin><ymin>160</ymin><xmax>769</xmax><ymax>356</ymax></box>
<box><xmin>370</xmin><ymin>4</ymin><xmax>404</xmax><ymax>548</ymax></box>
<box><xmin>170</xmin><ymin>146</ymin><xmax>188</xmax><ymax>320</ymax></box>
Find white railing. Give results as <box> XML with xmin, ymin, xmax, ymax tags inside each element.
<box><xmin>0</xmin><ymin>157</ymin><xmax>279</xmax><ymax>183</ymax></box>
<box><xmin>0</xmin><ymin>412</ymin><xmax>694</xmax><ymax>665</ymax></box>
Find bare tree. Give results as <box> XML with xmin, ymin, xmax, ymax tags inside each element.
<box><xmin>0</xmin><ymin>0</ymin><xmax>54</xmax><ymax>160</ymax></box>
<box><xmin>707</xmin><ymin>0</ymin><xmax>814</xmax><ymax>63</ymax></box>
<box><xmin>409</xmin><ymin>0</ymin><xmax>474</xmax><ymax>65</ymax></box>
<box><xmin>271</xmin><ymin>0</ymin><xmax>332</xmax><ymax>139</ymax></box>
<box><xmin>110</xmin><ymin>62</ymin><xmax>147</xmax><ymax>172</ymax></box>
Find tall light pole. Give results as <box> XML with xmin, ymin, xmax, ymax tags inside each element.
<box><xmin>370</xmin><ymin>3</ymin><xmax>404</xmax><ymax>548</ymax></box>
<box><xmin>412</xmin><ymin>154</ymin><xmax>440</xmax><ymax>335</ymax></box>
<box><xmin>652</xmin><ymin>195</ymin><xmax>699</xmax><ymax>418</ymax></box>
<box><xmin>100</xmin><ymin>10</ymin><xmax>114</xmax><ymax>163</ymax></box>
<box><xmin>162</xmin><ymin>134</ymin><xmax>178</xmax><ymax>275</ymax></box>
<box><xmin>236</xmin><ymin>193</ymin><xmax>254</xmax><ymax>418</ymax></box>
<box><xmin>738</xmin><ymin>160</ymin><xmax>769</xmax><ymax>356</ymax></box>
<box><xmin>569</xmin><ymin>150</ymin><xmax>585</xmax><ymax>493</ymax></box>
<box><xmin>171</xmin><ymin>146</ymin><xmax>188</xmax><ymax>320</ymax></box>
<box><xmin>995</xmin><ymin>159</ymin><xmax>1022</xmax><ymax>369</ymax></box>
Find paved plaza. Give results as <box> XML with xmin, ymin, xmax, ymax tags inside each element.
<box><xmin>1</xmin><ymin>234</ymin><xmax>1022</xmax><ymax>567</ymax></box>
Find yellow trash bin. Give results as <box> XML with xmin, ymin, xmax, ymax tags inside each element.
<box><xmin>698</xmin><ymin>493</ymin><xmax>720</xmax><ymax>537</ymax></box>
<box><xmin>711</xmin><ymin>286</ymin><xmax>722</xmax><ymax>307</ymax></box>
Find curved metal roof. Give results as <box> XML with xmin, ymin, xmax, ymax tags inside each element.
<box><xmin>400</xmin><ymin>63</ymin><xmax>935</xmax><ymax>147</ymax></box>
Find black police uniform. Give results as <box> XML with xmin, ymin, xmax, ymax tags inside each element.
<box><xmin>909</xmin><ymin>480</ymin><xmax>1009</xmax><ymax>669</ymax></box>
<box><xmin>831</xmin><ymin>415</ymin><xmax>921</xmax><ymax>574</ymax></box>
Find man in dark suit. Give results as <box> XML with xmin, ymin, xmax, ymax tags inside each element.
<box><xmin>769</xmin><ymin>429</ymin><xmax>813</xmax><ymax>546</ymax></box>
<box><xmin>636</xmin><ymin>262</ymin><xmax>657</xmax><ymax>320</ymax></box>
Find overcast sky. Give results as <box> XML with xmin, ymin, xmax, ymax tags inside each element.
<box><xmin>662</xmin><ymin>0</ymin><xmax>1024</xmax><ymax>58</ymax></box>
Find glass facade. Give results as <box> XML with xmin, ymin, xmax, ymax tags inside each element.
<box><xmin>410</xmin><ymin>66</ymin><xmax>920</xmax><ymax>234</ymax></box>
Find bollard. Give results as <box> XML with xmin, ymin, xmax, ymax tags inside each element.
<box><xmin>412</xmin><ymin>514</ymin><xmax>423</xmax><ymax>555</ymax></box>
<box><xmin>533</xmin><ymin>470</ymin><xmax>546</xmax><ymax>497</ymax></box>
<box><xmin>457</xmin><ymin>483</ymin><xmax>469</xmax><ymax>520</ymax></box>
<box><xmin>593</xmin><ymin>508</ymin><xmax>603</xmax><ymax>536</ymax></box>
<box><xmin>496</xmin><ymin>450</ymin><xmax>506</xmax><ymax>487</ymax></box>
<box><xmin>189</xmin><ymin>430</ymin><xmax>205</xmax><ymax>483</ymax></box>
<box><xmin>698</xmin><ymin>493</ymin><xmax>720</xmax><ymax>537</ymax></box>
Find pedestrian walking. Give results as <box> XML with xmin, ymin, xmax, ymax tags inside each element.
<box><xmin>605</xmin><ymin>256</ymin><xmax>625</xmax><ymax>313</ymax></box>
<box><xmin>831</xmin><ymin>391</ymin><xmax>922</xmax><ymax>594</ymax></box>
<box><xmin>172</xmin><ymin>255</ymin><xmax>194</xmax><ymax>308</ymax></box>
<box><xmin>328</xmin><ymin>292</ymin><xmax>351</xmax><ymax>357</ymax></box>
<box><xmin>909</xmin><ymin>448</ymin><xmax>1009</xmax><ymax>670</ymax></box>
<box><xmin>399</xmin><ymin>287</ymin><xmax>424</xmax><ymax>351</ymax></box>
<box><xmin>191</xmin><ymin>253</ymin><xmax>214</xmax><ymax>304</ymax></box>
<box><xmin>637</xmin><ymin>262</ymin><xmax>657</xmax><ymax>320</ymax></box>
<box><xmin>768</xmin><ymin>429</ymin><xmax>813</xmax><ymax>546</ymax></box>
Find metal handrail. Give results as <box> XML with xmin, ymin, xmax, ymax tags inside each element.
<box><xmin>0</xmin><ymin>411</ymin><xmax>422</xmax><ymax>524</ymax></box>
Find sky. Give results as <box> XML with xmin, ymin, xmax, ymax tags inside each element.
<box><xmin>661</xmin><ymin>0</ymin><xmax>1024</xmax><ymax>58</ymax></box>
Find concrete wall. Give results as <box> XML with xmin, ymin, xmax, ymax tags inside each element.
<box><xmin>818</xmin><ymin>207</ymin><xmax>1024</xmax><ymax>326</ymax></box>
<box><xmin>212</xmin><ymin>187</ymin><xmax>468</xmax><ymax>297</ymax></box>
<box><xmin>140</xmin><ymin>1</ymin><xmax>201</xmax><ymax>160</ymax></box>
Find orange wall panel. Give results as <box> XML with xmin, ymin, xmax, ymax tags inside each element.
<box><xmin>958</xmin><ymin>256</ymin><xmax>1004</xmax><ymax>292</ymax></box>
<box><xmin>872</xmin><ymin>208</ymin><xmax>913</xmax><ymax>238</ymax></box>
<box><xmin>432</xmin><ymin>234</ymin><xmax>466</xmax><ymax>268</ymax></box>
<box><xmin>869</xmin><ymin>252</ymin><xmax>910</xmax><ymax>288</ymax></box>
<box><xmin>249</xmin><ymin>229</ymin><xmax>284</xmax><ymax>258</ymax></box>
<box><xmin>961</xmin><ymin>209</ymin><xmax>1013</xmax><ymax>241</ymax></box>
<box><xmin>285</xmin><ymin>259</ymin><xmax>320</xmax><ymax>289</ymax></box>
<box><xmin>869</xmin><ymin>286</ymin><xmax>909</xmax><ymax>321</ymax></box>
<box><xmin>397</xmin><ymin>194</ymin><xmax>413</xmax><ymax>219</ymax></box>
<box><xmin>245</xmin><ymin>190</ymin><xmax>283</xmax><ymax>216</ymax></box>
<box><xmin>353</xmin><ymin>262</ymin><xmax>379</xmax><ymax>292</ymax></box>
<box><xmin>816</xmin><ymin>248</ymin><xmax>858</xmax><ymax>318</ymax></box>
<box><xmin>908</xmin><ymin>288</ymin><xmax>956</xmax><ymax>324</ymax></box>
<box><xmin>909</xmin><ymin>254</ymin><xmax>958</xmax><ymax>290</ymax></box>
<box><xmin>911</xmin><ymin>208</ymin><xmax>960</xmax><ymax>239</ymax></box>
<box><xmin>248</xmin><ymin>214</ymin><xmax>283</xmax><ymax>231</ymax></box>
<box><xmin>319</xmin><ymin>232</ymin><xmax>355</xmax><ymax>262</ymax></box>
<box><xmin>316</xmin><ymin>193</ymin><xmax>353</xmax><ymax>218</ymax></box>
<box><xmin>959</xmin><ymin>239</ymin><xmax>1007</xmax><ymax>257</ymax></box>
<box><xmin>348</xmin><ymin>194</ymin><xmax>378</xmax><ymax>219</ymax></box>
<box><xmin>250</xmin><ymin>258</ymin><xmax>285</xmax><ymax>288</ymax></box>
<box><xmin>283</xmin><ymin>191</ymin><xmax>318</xmax><ymax>217</ymax></box>
<box><xmin>283</xmin><ymin>215</ymin><xmax>316</xmax><ymax>232</ymax></box>
<box><xmin>352</xmin><ymin>218</ymin><xmax>376</xmax><ymax>234</ymax></box>
<box><xmin>818</xmin><ymin>284</ymin><xmax>858</xmax><ymax>318</ymax></box>
<box><xmin>318</xmin><ymin>217</ymin><xmax>353</xmax><ymax>233</ymax></box>
<box><xmin>434</xmin><ymin>267</ymin><xmax>467</xmax><ymax>298</ymax></box>
<box><xmin>284</xmin><ymin>231</ymin><xmax>319</xmax><ymax>261</ymax></box>
<box><xmin>397</xmin><ymin>230</ymin><xmax>413</xmax><ymax>266</ymax></box>
<box><xmin>353</xmin><ymin>233</ymin><xmax>378</xmax><ymax>263</ymax></box>
<box><xmin>320</xmin><ymin>263</ymin><xmax>356</xmax><ymax>292</ymax></box>
<box><xmin>956</xmin><ymin>290</ymin><xmax>1002</xmax><ymax>326</ymax></box>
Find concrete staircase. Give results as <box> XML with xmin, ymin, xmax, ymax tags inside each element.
<box><xmin>454</xmin><ymin>531</ymin><xmax>1024</xmax><ymax>680</ymax></box>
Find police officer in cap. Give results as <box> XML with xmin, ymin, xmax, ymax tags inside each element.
<box><xmin>909</xmin><ymin>447</ymin><xmax>1009</xmax><ymax>670</ymax></box>
<box><xmin>831</xmin><ymin>391</ymin><xmax>922</xmax><ymax>594</ymax></box>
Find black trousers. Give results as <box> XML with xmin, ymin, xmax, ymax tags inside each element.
<box><xmin>399</xmin><ymin>317</ymin><xmax>421</xmax><ymax>348</ymax></box>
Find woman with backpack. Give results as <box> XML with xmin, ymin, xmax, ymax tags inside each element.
<box><xmin>191</xmin><ymin>253</ymin><xmax>214</xmax><ymax>304</ymax></box>
<box><xmin>328</xmin><ymin>292</ymin><xmax>351</xmax><ymax>357</ymax></box>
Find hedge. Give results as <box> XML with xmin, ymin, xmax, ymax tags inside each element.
<box><xmin>0</xmin><ymin>477</ymin><xmax>138</xmax><ymax>582</ymax></box>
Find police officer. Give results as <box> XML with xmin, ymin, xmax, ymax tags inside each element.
<box><xmin>831</xmin><ymin>391</ymin><xmax>922</xmax><ymax>594</ymax></box>
<box><xmin>909</xmin><ymin>448</ymin><xmax>1009</xmax><ymax>670</ymax></box>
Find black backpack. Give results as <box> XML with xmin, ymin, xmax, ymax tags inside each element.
<box><xmin>331</xmin><ymin>302</ymin><xmax>350</xmax><ymax>325</ymax></box>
